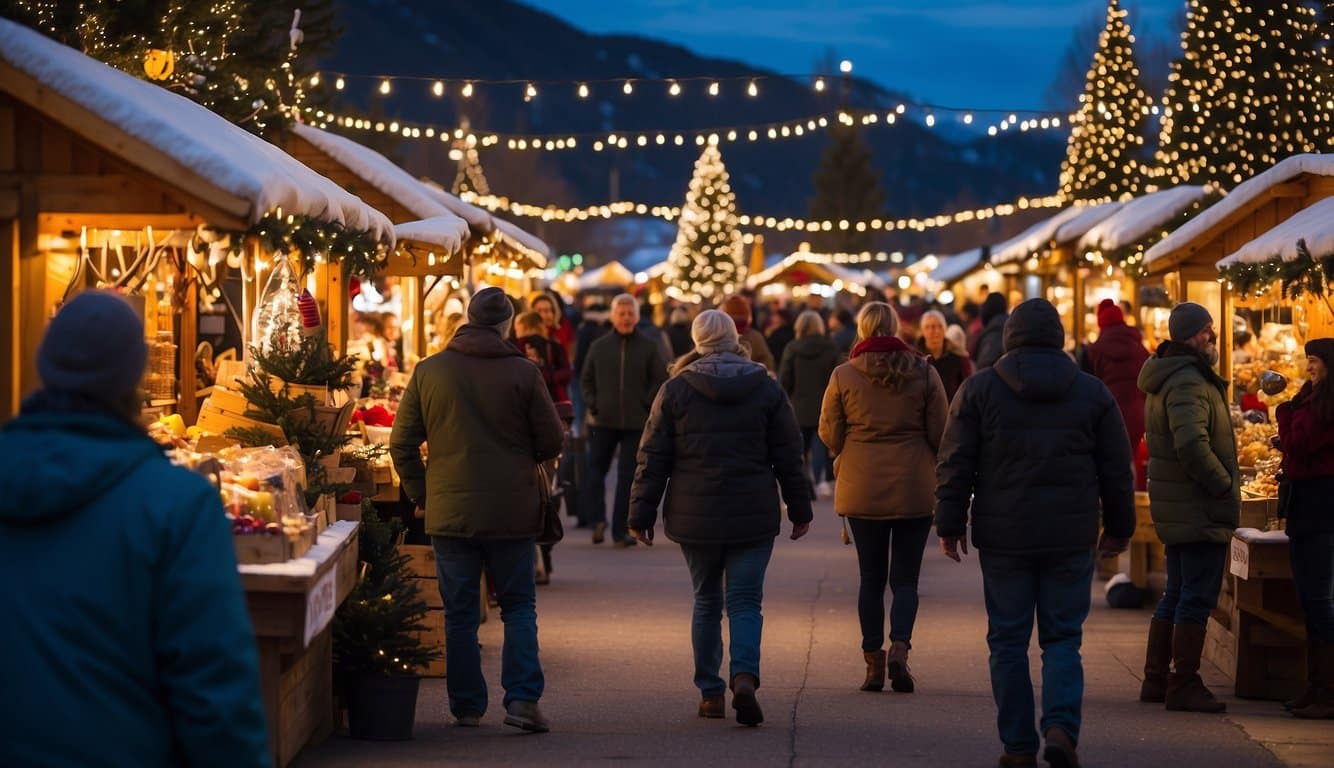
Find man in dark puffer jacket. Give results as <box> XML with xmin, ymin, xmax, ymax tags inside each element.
<box><xmin>935</xmin><ymin>298</ymin><xmax>1135</xmax><ymax>768</ymax></box>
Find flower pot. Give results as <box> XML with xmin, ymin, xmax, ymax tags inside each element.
<box><xmin>347</xmin><ymin>674</ymin><xmax>421</xmax><ymax>741</ymax></box>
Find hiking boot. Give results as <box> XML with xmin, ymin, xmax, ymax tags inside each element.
<box><xmin>1140</xmin><ymin>618</ymin><xmax>1173</xmax><ymax>703</ymax></box>
<box><xmin>997</xmin><ymin>753</ymin><xmax>1037</xmax><ymax>767</ymax></box>
<box><xmin>860</xmin><ymin>650</ymin><xmax>886</xmax><ymax>692</ymax></box>
<box><xmin>698</xmin><ymin>695</ymin><xmax>725</xmax><ymax>719</ymax></box>
<box><xmin>731</xmin><ymin>673</ymin><xmax>764</xmax><ymax>726</ymax></box>
<box><xmin>592</xmin><ymin>521</ymin><xmax>607</xmax><ymax>544</ymax></box>
<box><xmin>1042</xmin><ymin>727</ymin><xmax>1080</xmax><ymax>768</ymax></box>
<box><xmin>1292</xmin><ymin>641</ymin><xmax>1334</xmax><ymax>720</ymax></box>
<box><xmin>1166</xmin><ymin>623</ymin><xmax>1226</xmax><ymax>713</ymax></box>
<box><xmin>503</xmin><ymin>700</ymin><xmax>550</xmax><ymax>733</ymax></box>
<box><xmin>887</xmin><ymin>641</ymin><xmax>915</xmax><ymax>693</ymax></box>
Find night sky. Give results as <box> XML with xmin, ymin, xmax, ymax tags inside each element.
<box><xmin>529</xmin><ymin>0</ymin><xmax>1185</xmax><ymax>109</ymax></box>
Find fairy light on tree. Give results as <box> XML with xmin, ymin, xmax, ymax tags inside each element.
<box><xmin>665</xmin><ymin>142</ymin><xmax>744</xmax><ymax>303</ymax></box>
<box><xmin>1058</xmin><ymin>0</ymin><xmax>1150</xmax><ymax>202</ymax></box>
<box><xmin>1154</xmin><ymin>0</ymin><xmax>1328</xmax><ymax>188</ymax></box>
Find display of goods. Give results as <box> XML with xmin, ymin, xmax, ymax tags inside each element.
<box><xmin>1235</xmin><ymin>422</ymin><xmax>1279</xmax><ymax>468</ymax></box>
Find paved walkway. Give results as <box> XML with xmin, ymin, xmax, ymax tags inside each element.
<box><xmin>301</xmin><ymin>497</ymin><xmax>1333</xmax><ymax>767</ymax></box>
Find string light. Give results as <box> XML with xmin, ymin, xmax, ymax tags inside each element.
<box><xmin>669</xmin><ymin>80</ymin><xmax>682</xmax><ymax>96</ymax></box>
<box><xmin>578</xmin><ymin>83</ymin><xmax>589</xmax><ymax>98</ymax></box>
<box><xmin>378</xmin><ymin>79</ymin><xmax>390</xmax><ymax>95</ymax></box>
<box><xmin>709</xmin><ymin>81</ymin><xmax>720</xmax><ymax>96</ymax></box>
<box><xmin>462</xmin><ymin>81</ymin><xmax>473</xmax><ymax>98</ymax></box>
<box><xmin>432</xmin><ymin>80</ymin><xmax>444</xmax><ymax>97</ymax></box>
<box><xmin>747</xmin><ymin>79</ymin><xmax>759</xmax><ymax>97</ymax></box>
<box><xmin>524</xmin><ymin>82</ymin><xmax>537</xmax><ymax>101</ymax></box>
<box><xmin>814</xmin><ymin>77</ymin><xmax>826</xmax><ymax>92</ymax></box>
<box><xmin>335</xmin><ymin>76</ymin><xmax>344</xmax><ymax>90</ymax></box>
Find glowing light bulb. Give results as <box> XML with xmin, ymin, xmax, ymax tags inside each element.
<box><xmin>462</xmin><ymin>82</ymin><xmax>474</xmax><ymax>98</ymax></box>
<box><xmin>814</xmin><ymin>77</ymin><xmax>826</xmax><ymax>92</ymax></box>
<box><xmin>669</xmin><ymin>80</ymin><xmax>681</xmax><ymax>96</ymax></box>
<box><xmin>379</xmin><ymin>79</ymin><xmax>391</xmax><ymax>95</ymax></box>
<box><xmin>335</xmin><ymin>76</ymin><xmax>345</xmax><ymax>90</ymax></box>
<box><xmin>578</xmin><ymin>83</ymin><xmax>589</xmax><ymax>98</ymax></box>
<box><xmin>840</xmin><ymin>60</ymin><xmax>853</xmax><ymax>74</ymax></box>
<box><xmin>709</xmin><ymin>82</ymin><xmax>719</xmax><ymax>97</ymax></box>
<box><xmin>747</xmin><ymin>80</ymin><xmax>758</xmax><ymax>97</ymax></box>
<box><xmin>432</xmin><ymin>81</ymin><xmax>444</xmax><ymax>97</ymax></box>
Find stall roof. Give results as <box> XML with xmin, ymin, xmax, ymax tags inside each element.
<box><xmin>989</xmin><ymin>205</ymin><xmax>1099</xmax><ymax>266</ymax></box>
<box><xmin>1216</xmin><ymin>197</ymin><xmax>1334</xmax><ymax>268</ymax></box>
<box><xmin>1051</xmin><ymin>201</ymin><xmax>1123</xmax><ymax>245</ymax></box>
<box><xmin>0</xmin><ymin>18</ymin><xmax>392</xmax><ymax>239</ymax></box>
<box><xmin>577</xmin><ymin>262</ymin><xmax>635</xmax><ymax>290</ymax></box>
<box><xmin>418</xmin><ymin>181</ymin><xmax>497</xmax><ymax>235</ymax></box>
<box><xmin>1078</xmin><ymin>186</ymin><xmax>1211</xmax><ymax>253</ymax></box>
<box><xmin>493</xmin><ymin>216</ymin><xmax>551</xmax><ymax>268</ymax></box>
<box><xmin>393</xmin><ymin>217</ymin><xmax>468</xmax><ymax>254</ymax></box>
<box><xmin>1146</xmin><ymin>154</ymin><xmax>1334</xmax><ymax>267</ymax></box>
<box><xmin>929</xmin><ymin>249</ymin><xmax>986</xmax><ymax>284</ymax></box>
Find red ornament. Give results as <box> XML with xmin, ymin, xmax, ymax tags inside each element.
<box><xmin>297</xmin><ymin>289</ymin><xmax>322</xmax><ymax>336</ymax></box>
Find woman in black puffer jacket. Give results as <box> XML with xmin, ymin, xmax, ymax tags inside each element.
<box><xmin>629</xmin><ymin>310</ymin><xmax>812</xmax><ymax>728</ymax></box>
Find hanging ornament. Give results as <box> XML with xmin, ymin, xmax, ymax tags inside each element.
<box><xmin>143</xmin><ymin>49</ymin><xmax>175</xmax><ymax>81</ymax></box>
<box><xmin>297</xmin><ymin>289</ymin><xmax>322</xmax><ymax>337</ymax></box>
<box><xmin>251</xmin><ymin>255</ymin><xmax>304</xmax><ymax>356</ymax></box>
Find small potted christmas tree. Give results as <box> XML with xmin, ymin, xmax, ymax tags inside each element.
<box><xmin>333</xmin><ymin>504</ymin><xmax>441</xmax><ymax>740</ymax></box>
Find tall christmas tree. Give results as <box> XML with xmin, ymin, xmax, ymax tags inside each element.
<box><xmin>1154</xmin><ymin>0</ymin><xmax>1327</xmax><ymax>187</ymax></box>
<box><xmin>808</xmin><ymin>122</ymin><xmax>886</xmax><ymax>253</ymax></box>
<box><xmin>451</xmin><ymin>119</ymin><xmax>492</xmax><ymax>196</ymax></box>
<box><xmin>665</xmin><ymin>142</ymin><xmax>744</xmax><ymax>303</ymax></box>
<box><xmin>1058</xmin><ymin>0</ymin><xmax>1150</xmax><ymax>202</ymax></box>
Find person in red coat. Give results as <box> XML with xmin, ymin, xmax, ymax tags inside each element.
<box><xmin>1275</xmin><ymin>337</ymin><xmax>1334</xmax><ymax>719</ymax></box>
<box><xmin>530</xmin><ymin>291</ymin><xmax>576</xmax><ymax>361</ymax></box>
<box><xmin>1082</xmin><ymin>299</ymin><xmax>1150</xmax><ymax>455</ymax></box>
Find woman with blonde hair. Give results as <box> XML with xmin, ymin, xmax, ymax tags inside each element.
<box><xmin>819</xmin><ymin>302</ymin><xmax>948</xmax><ymax>693</ymax></box>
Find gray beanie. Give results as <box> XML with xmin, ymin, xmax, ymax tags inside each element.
<box><xmin>467</xmin><ymin>287</ymin><xmax>515</xmax><ymax>326</ymax></box>
<box><xmin>1169</xmin><ymin>302</ymin><xmax>1213</xmax><ymax>343</ymax></box>
<box><xmin>37</xmin><ymin>290</ymin><xmax>147</xmax><ymax>403</ymax></box>
<box><xmin>692</xmin><ymin>309</ymin><xmax>740</xmax><ymax>355</ymax></box>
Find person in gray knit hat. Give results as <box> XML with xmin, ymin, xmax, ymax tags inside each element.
<box><xmin>1136</xmin><ymin>301</ymin><xmax>1238</xmax><ymax>714</ymax></box>
<box><xmin>391</xmin><ymin>286</ymin><xmax>565</xmax><ymax>733</ymax></box>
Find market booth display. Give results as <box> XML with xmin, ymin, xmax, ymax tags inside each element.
<box><xmin>746</xmin><ymin>244</ymin><xmax>888</xmax><ymax>302</ymax></box>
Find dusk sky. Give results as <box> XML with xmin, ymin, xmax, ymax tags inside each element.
<box><xmin>529</xmin><ymin>0</ymin><xmax>1185</xmax><ymax>110</ymax></box>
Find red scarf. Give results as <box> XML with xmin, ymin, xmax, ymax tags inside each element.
<box><xmin>850</xmin><ymin>335</ymin><xmax>916</xmax><ymax>360</ymax></box>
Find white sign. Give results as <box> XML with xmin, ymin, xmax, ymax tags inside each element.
<box><xmin>1229</xmin><ymin>536</ymin><xmax>1250</xmax><ymax>580</ymax></box>
<box><xmin>304</xmin><ymin>568</ymin><xmax>338</xmax><ymax>648</ymax></box>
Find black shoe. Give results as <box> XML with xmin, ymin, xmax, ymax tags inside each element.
<box><xmin>614</xmin><ymin>537</ymin><xmax>638</xmax><ymax>548</ymax></box>
<box><xmin>592</xmin><ymin>521</ymin><xmax>607</xmax><ymax>544</ymax></box>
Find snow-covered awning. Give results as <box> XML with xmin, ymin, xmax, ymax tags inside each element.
<box><xmin>419</xmin><ymin>181</ymin><xmax>497</xmax><ymax>235</ymax></box>
<box><xmin>1216</xmin><ymin>197</ymin><xmax>1334</xmax><ymax>268</ymax></box>
<box><xmin>493</xmin><ymin>216</ymin><xmax>550</xmax><ymax>269</ymax></box>
<box><xmin>989</xmin><ymin>206</ymin><xmax>1097</xmax><ymax>266</ymax></box>
<box><xmin>1146</xmin><ymin>154</ymin><xmax>1334</xmax><ymax>267</ymax></box>
<box><xmin>1051</xmin><ymin>201</ymin><xmax>1123</xmax><ymax>245</ymax></box>
<box><xmin>0</xmin><ymin>18</ymin><xmax>392</xmax><ymax>241</ymax></box>
<box><xmin>746</xmin><ymin>252</ymin><xmax>878</xmax><ymax>292</ymax></box>
<box><xmin>929</xmin><ymin>249</ymin><xmax>986</xmax><ymax>284</ymax></box>
<box><xmin>392</xmin><ymin>217</ymin><xmax>469</xmax><ymax>255</ymax></box>
<box><xmin>1078</xmin><ymin>186</ymin><xmax>1211</xmax><ymax>253</ymax></box>
<box><xmin>577</xmin><ymin>262</ymin><xmax>635</xmax><ymax>290</ymax></box>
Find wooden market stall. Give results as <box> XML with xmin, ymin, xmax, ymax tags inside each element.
<box><xmin>746</xmin><ymin>245</ymin><xmax>887</xmax><ymax>302</ymax></box>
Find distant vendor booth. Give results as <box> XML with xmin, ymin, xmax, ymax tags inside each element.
<box><xmin>747</xmin><ymin>244</ymin><xmax>887</xmax><ymax>302</ymax></box>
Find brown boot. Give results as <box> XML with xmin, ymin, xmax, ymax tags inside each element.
<box><xmin>861</xmin><ymin>650</ymin><xmax>886</xmax><ymax>692</ymax></box>
<box><xmin>1285</xmin><ymin>635</ymin><xmax>1320</xmax><ymax>712</ymax></box>
<box><xmin>1292</xmin><ymin>641</ymin><xmax>1334</xmax><ymax>720</ymax></box>
<box><xmin>1140</xmin><ymin>618</ymin><xmax>1173</xmax><ymax>703</ymax></box>
<box><xmin>731</xmin><ymin>673</ymin><xmax>763</xmax><ymax>726</ymax></box>
<box><xmin>698</xmin><ymin>694</ymin><xmax>725</xmax><ymax>719</ymax></box>
<box><xmin>996</xmin><ymin>753</ymin><xmax>1037</xmax><ymax>767</ymax></box>
<box><xmin>1042</xmin><ymin>727</ymin><xmax>1080</xmax><ymax>768</ymax></box>
<box><xmin>886</xmin><ymin>641</ymin><xmax>915</xmax><ymax>693</ymax></box>
<box><xmin>1166</xmin><ymin>623</ymin><xmax>1226</xmax><ymax>713</ymax></box>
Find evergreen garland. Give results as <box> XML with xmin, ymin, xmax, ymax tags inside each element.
<box><xmin>1221</xmin><ymin>238</ymin><xmax>1334</xmax><ymax>303</ymax></box>
<box><xmin>251</xmin><ymin>326</ymin><xmax>357</xmax><ymax>389</ymax></box>
<box><xmin>221</xmin><ymin>212</ymin><xmax>388</xmax><ymax>279</ymax></box>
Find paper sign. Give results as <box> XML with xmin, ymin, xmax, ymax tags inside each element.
<box><xmin>1229</xmin><ymin>536</ymin><xmax>1249</xmax><ymax>580</ymax></box>
<box><xmin>304</xmin><ymin>568</ymin><xmax>338</xmax><ymax>648</ymax></box>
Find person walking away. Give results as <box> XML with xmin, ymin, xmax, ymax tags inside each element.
<box><xmin>637</xmin><ymin>299</ymin><xmax>677</xmax><ymax>367</ymax></box>
<box><xmin>821</xmin><ymin>303</ymin><xmax>948</xmax><ymax>694</ymax></box>
<box><xmin>667</xmin><ymin>305</ymin><xmax>695</xmax><ymax>358</ymax></box>
<box><xmin>917</xmin><ymin>309</ymin><xmax>974</xmax><ymax>403</ymax></box>
<box><xmin>829</xmin><ymin>308</ymin><xmax>857</xmax><ymax>360</ymax></box>
<box><xmin>1275</xmin><ymin>338</ymin><xmax>1334</xmax><ymax>719</ymax></box>
<box><xmin>974</xmin><ymin>292</ymin><xmax>1009</xmax><ymax>369</ymax></box>
<box><xmin>390</xmin><ymin>287</ymin><xmax>565</xmax><ymax>732</ymax></box>
<box><xmin>935</xmin><ymin>298</ymin><xmax>1134</xmax><ymax>768</ymax></box>
<box><xmin>765</xmin><ymin>308</ymin><xmax>796</xmax><ymax>368</ymax></box>
<box><xmin>514</xmin><ymin>311</ymin><xmax>573</xmax><ymax>402</ymax></box>
<box><xmin>722</xmin><ymin>294</ymin><xmax>776</xmax><ymax>372</ymax></box>
<box><xmin>581</xmin><ymin>293</ymin><xmax>670</xmax><ymax>545</ymax></box>
<box><xmin>1082</xmin><ymin>299</ymin><xmax>1150</xmax><ymax>482</ymax></box>
<box><xmin>629</xmin><ymin>310</ymin><xmax>812</xmax><ymax>726</ymax></box>
<box><xmin>1136</xmin><ymin>302</ymin><xmax>1238</xmax><ymax>714</ymax></box>
<box><xmin>0</xmin><ymin>291</ymin><xmax>269</xmax><ymax>767</ymax></box>
<box><xmin>780</xmin><ymin>310</ymin><xmax>840</xmax><ymax>499</ymax></box>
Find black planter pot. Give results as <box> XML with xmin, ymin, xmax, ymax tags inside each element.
<box><xmin>347</xmin><ymin>674</ymin><xmax>421</xmax><ymax>741</ymax></box>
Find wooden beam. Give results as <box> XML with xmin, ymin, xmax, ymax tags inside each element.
<box><xmin>179</xmin><ymin>279</ymin><xmax>199</xmax><ymax>425</ymax></box>
<box><xmin>0</xmin><ymin>218</ymin><xmax>17</xmax><ymax>419</ymax></box>
<box><xmin>0</xmin><ymin>59</ymin><xmax>253</xmax><ymax>225</ymax></box>
<box><xmin>2</xmin><ymin>174</ymin><xmax>193</xmax><ymax>216</ymax></box>
<box><xmin>37</xmin><ymin>212</ymin><xmax>208</xmax><ymax>232</ymax></box>
<box><xmin>1148</xmin><ymin>183</ymin><xmax>1310</xmax><ymax>273</ymax></box>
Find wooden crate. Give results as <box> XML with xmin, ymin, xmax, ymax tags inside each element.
<box><xmin>269</xmin><ymin>378</ymin><xmax>330</xmax><ymax>405</ymax></box>
<box><xmin>413</xmin><ymin>614</ymin><xmax>446</xmax><ymax>678</ymax></box>
<box><xmin>402</xmin><ymin>545</ymin><xmax>446</xmax><ymax>678</ymax></box>
<box><xmin>334</xmin><ymin>504</ymin><xmax>362</xmax><ymax>522</ymax></box>
<box><xmin>197</xmin><ymin>403</ymin><xmax>287</xmax><ymax>445</ymax></box>
<box><xmin>234</xmin><ymin>532</ymin><xmax>312</xmax><ymax>565</ymax></box>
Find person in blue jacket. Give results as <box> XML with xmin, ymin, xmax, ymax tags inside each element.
<box><xmin>0</xmin><ymin>291</ymin><xmax>270</xmax><ymax>768</ymax></box>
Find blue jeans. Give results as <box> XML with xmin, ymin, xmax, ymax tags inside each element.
<box><xmin>1290</xmin><ymin>532</ymin><xmax>1334</xmax><ymax>642</ymax></box>
<box><xmin>680</xmin><ymin>539</ymin><xmax>775</xmax><ymax>697</ymax></box>
<box><xmin>432</xmin><ymin>536</ymin><xmax>543</xmax><ymax>716</ymax></box>
<box><xmin>1152</xmin><ymin>542</ymin><xmax>1228</xmax><ymax>626</ymax></box>
<box><xmin>979</xmin><ymin>549</ymin><xmax>1094</xmax><ymax>756</ymax></box>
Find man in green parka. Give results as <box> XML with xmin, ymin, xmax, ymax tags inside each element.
<box><xmin>1137</xmin><ymin>301</ymin><xmax>1239</xmax><ymax>714</ymax></box>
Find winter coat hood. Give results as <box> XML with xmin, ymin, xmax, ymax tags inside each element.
<box><xmin>787</xmin><ymin>334</ymin><xmax>837</xmax><ymax>360</ymax></box>
<box><xmin>994</xmin><ymin>348</ymin><xmax>1079</xmax><ymax>403</ymax></box>
<box><xmin>1003</xmin><ymin>299</ymin><xmax>1065</xmax><ymax>353</ymax></box>
<box><xmin>447</xmin><ymin>324</ymin><xmax>524</xmax><ymax>359</ymax></box>
<box><xmin>680</xmin><ymin>352</ymin><xmax>770</xmax><ymax>404</ymax></box>
<box><xmin>1137</xmin><ymin>343</ymin><xmax>1223</xmax><ymax>396</ymax></box>
<box><xmin>0</xmin><ymin>399</ymin><xmax>163</xmax><ymax>525</ymax></box>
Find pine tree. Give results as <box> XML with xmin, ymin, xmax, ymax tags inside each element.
<box><xmin>1154</xmin><ymin>0</ymin><xmax>1327</xmax><ymax>188</ymax></box>
<box><xmin>0</xmin><ymin>0</ymin><xmax>336</xmax><ymax>132</ymax></box>
<box><xmin>808</xmin><ymin>122</ymin><xmax>885</xmax><ymax>253</ymax></box>
<box><xmin>665</xmin><ymin>142</ymin><xmax>744</xmax><ymax>303</ymax></box>
<box><xmin>1058</xmin><ymin>0</ymin><xmax>1150</xmax><ymax>202</ymax></box>
<box><xmin>451</xmin><ymin>118</ymin><xmax>492</xmax><ymax>196</ymax></box>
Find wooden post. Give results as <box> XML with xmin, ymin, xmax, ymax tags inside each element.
<box><xmin>1072</xmin><ymin>264</ymin><xmax>1087</xmax><ymax>346</ymax></box>
<box><xmin>0</xmin><ymin>218</ymin><xmax>17</xmax><ymax>420</ymax></box>
<box><xmin>179</xmin><ymin>278</ymin><xmax>199</xmax><ymax>425</ymax></box>
<box><xmin>325</xmin><ymin>266</ymin><xmax>346</xmax><ymax>356</ymax></box>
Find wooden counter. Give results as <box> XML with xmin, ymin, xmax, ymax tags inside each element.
<box><xmin>240</xmin><ymin>521</ymin><xmax>359</xmax><ymax>768</ymax></box>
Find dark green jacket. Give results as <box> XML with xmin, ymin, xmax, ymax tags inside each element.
<box><xmin>1138</xmin><ymin>345</ymin><xmax>1240</xmax><ymax>545</ymax></box>
<box><xmin>390</xmin><ymin>325</ymin><xmax>565</xmax><ymax>539</ymax></box>
<box><xmin>779</xmin><ymin>334</ymin><xmax>839</xmax><ymax>428</ymax></box>
<box><xmin>580</xmin><ymin>328</ymin><xmax>669</xmax><ymax>431</ymax></box>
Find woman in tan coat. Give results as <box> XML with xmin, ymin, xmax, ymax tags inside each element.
<box><xmin>819</xmin><ymin>302</ymin><xmax>948</xmax><ymax>694</ymax></box>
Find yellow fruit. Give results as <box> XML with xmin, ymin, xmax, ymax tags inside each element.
<box><xmin>159</xmin><ymin>413</ymin><xmax>186</xmax><ymax>437</ymax></box>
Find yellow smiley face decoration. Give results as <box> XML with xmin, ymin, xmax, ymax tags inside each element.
<box><xmin>143</xmin><ymin>49</ymin><xmax>175</xmax><ymax>81</ymax></box>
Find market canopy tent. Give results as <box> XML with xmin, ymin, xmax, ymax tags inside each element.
<box><xmin>577</xmin><ymin>261</ymin><xmax>636</xmax><ymax>291</ymax></box>
<box><xmin>0</xmin><ymin>18</ymin><xmax>392</xmax><ymax>419</ymax></box>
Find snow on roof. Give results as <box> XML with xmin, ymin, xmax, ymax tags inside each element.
<box><xmin>393</xmin><ymin>216</ymin><xmax>469</xmax><ymax>254</ymax></box>
<box><xmin>990</xmin><ymin>206</ymin><xmax>1097</xmax><ymax>265</ymax></box>
<box><xmin>1146</xmin><ymin>154</ymin><xmax>1334</xmax><ymax>265</ymax></box>
<box><xmin>418</xmin><ymin>180</ymin><xmax>497</xmax><ymax>234</ymax></box>
<box><xmin>1052</xmin><ymin>201</ymin><xmax>1123</xmax><ymax>245</ymax></box>
<box><xmin>929</xmin><ymin>249</ymin><xmax>985</xmax><ymax>284</ymax></box>
<box><xmin>1078</xmin><ymin>186</ymin><xmax>1210</xmax><ymax>253</ymax></box>
<box><xmin>493</xmin><ymin>216</ymin><xmax>550</xmax><ymax>268</ymax></box>
<box><xmin>1216</xmin><ymin>197</ymin><xmax>1334</xmax><ymax>268</ymax></box>
<box><xmin>826</xmin><ymin>263</ymin><xmax>886</xmax><ymax>290</ymax></box>
<box><xmin>577</xmin><ymin>262</ymin><xmax>635</xmax><ymax>289</ymax></box>
<box><xmin>0</xmin><ymin>18</ymin><xmax>392</xmax><ymax>240</ymax></box>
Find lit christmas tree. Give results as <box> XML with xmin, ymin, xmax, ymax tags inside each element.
<box><xmin>1058</xmin><ymin>0</ymin><xmax>1150</xmax><ymax>202</ymax></box>
<box><xmin>451</xmin><ymin>118</ymin><xmax>492</xmax><ymax>196</ymax></box>
<box><xmin>1154</xmin><ymin>0</ymin><xmax>1328</xmax><ymax>188</ymax></box>
<box><xmin>665</xmin><ymin>141</ymin><xmax>744</xmax><ymax>303</ymax></box>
